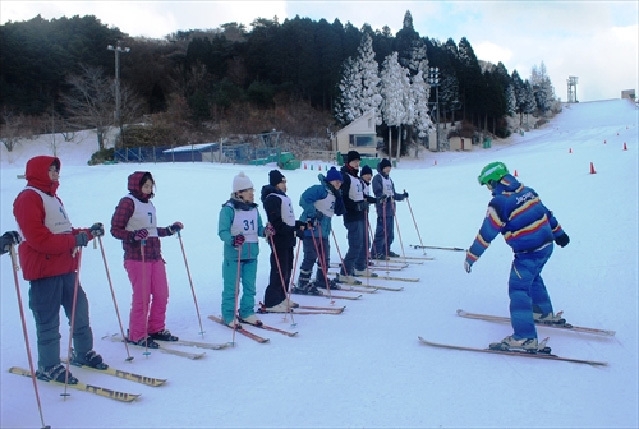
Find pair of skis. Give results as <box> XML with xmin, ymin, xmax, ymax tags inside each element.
<box><xmin>103</xmin><ymin>334</ymin><xmax>233</xmax><ymax>360</ymax></box>
<box><xmin>208</xmin><ymin>314</ymin><xmax>299</xmax><ymax>343</ymax></box>
<box><xmin>257</xmin><ymin>302</ymin><xmax>347</xmax><ymax>315</ymax></box>
<box><xmin>419</xmin><ymin>309</ymin><xmax>614</xmax><ymax>366</ymax></box>
<box><xmin>329</xmin><ymin>270</ymin><xmax>419</xmax><ymax>283</ymax></box>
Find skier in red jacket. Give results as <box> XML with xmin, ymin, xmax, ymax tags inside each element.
<box><xmin>13</xmin><ymin>156</ymin><xmax>107</xmax><ymax>384</ymax></box>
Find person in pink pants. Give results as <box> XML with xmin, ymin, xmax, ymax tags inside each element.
<box><xmin>110</xmin><ymin>171</ymin><xmax>183</xmax><ymax>349</ymax></box>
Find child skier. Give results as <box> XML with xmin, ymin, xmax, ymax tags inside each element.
<box><xmin>464</xmin><ymin>161</ymin><xmax>570</xmax><ymax>352</ymax></box>
<box><xmin>260</xmin><ymin>170</ymin><xmax>305</xmax><ymax>312</ymax></box>
<box><xmin>371</xmin><ymin>158</ymin><xmax>408</xmax><ymax>259</ymax></box>
<box><xmin>218</xmin><ymin>172</ymin><xmax>272</xmax><ymax>327</ymax></box>
<box><xmin>339</xmin><ymin>151</ymin><xmax>380</xmax><ymax>282</ymax></box>
<box><xmin>294</xmin><ymin>167</ymin><xmax>345</xmax><ymax>294</ymax></box>
<box><xmin>110</xmin><ymin>171</ymin><xmax>183</xmax><ymax>349</ymax></box>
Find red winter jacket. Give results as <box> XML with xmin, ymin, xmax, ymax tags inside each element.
<box><xmin>13</xmin><ymin>156</ymin><xmax>94</xmax><ymax>281</ymax></box>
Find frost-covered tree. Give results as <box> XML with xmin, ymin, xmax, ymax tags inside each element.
<box><xmin>334</xmin><ymin>33</ymin><xmax>381</xmax><ymax>126</ymax></box>
<box><xmin>530</xmin><ymin>61</ymin><xmax>555</xmax><ymax>114</ymax></box>
<box><xmin>335</xmin><ymin>57</ymin><xmax>359</xmax><ymax>125</ymax></box>
<box><xmin>379</xmin><ymin>52</ymin><xmax>409</xmax><ymax>157</ymax></box>
<box><xmin>356</xmin><ymin>33</ymin><xmax>382</xmax><ymax>125</ymax></box>
<box><xmin>412</xmin><ymin>70</ymin><xmax>432</xmax><ymax>138</ymax></box>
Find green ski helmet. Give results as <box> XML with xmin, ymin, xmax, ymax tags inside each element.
<box><xmin>478</xmin><ymin>161</ymin><xmax>509</xmax><ymax>186</ymax></box>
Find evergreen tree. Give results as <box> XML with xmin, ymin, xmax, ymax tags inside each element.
<box><xmin>356</xmin><ymin>33</ymin><xmax>383</xmax><ymax>125</ymax></box>
<box><xmin>379</xmin><ymin>51</ymin><xmax>409</xmax><ymax>154</ymax></box>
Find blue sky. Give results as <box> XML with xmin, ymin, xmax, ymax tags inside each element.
<box><xmin>1</xmin><ymin>1</ymin><xmax>637</xmax><ymax>102</ymax></box>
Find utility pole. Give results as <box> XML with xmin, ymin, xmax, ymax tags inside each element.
<box><xmin>107</xmin><ymin>41</ymin><xmax>130</xmax><ymax>148</ymax></box>
<box><xmin>428</xmin><ymin>67</ymin><xmax>441</xmax><ymax>152</ymax></box>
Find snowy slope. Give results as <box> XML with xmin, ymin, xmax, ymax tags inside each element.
<box><xmin>1</xmin><ymin>99</ymin><xmax>637</xmax><ymax>428</ymax></box>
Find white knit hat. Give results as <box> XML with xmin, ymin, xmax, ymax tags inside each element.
<box><xmin>233</xmin><ymin>171</ymin><xmax>254</xmax><ymax>193</ymax></box>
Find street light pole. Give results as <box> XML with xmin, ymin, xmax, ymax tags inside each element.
<box><xmin>428</xmin><ymin>67</ymin><xmax>440</xmax><ymax>152</ymax></box>
<box><xmin>107</xmin><ymin>41</ymin><xmax>130</xmax><ymax>148</ymax></box>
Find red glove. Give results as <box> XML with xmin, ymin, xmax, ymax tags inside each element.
<box><xmin>167</xmin><ymin>221</ymin><xmax>184</xmax><ymax>234</ymax></box>
<box><xmin>265</xmin><ymin>224</ymin><xmax>276</xmax><ymax>237</ymax></box>
<box><xmin>133</xmin><ymin>229</ymin><xmax>149</xmax><ymax>241</ymax></box>
<box><xmin>233</xmin><ymin>235</ymin><xmax>245</xmax><ymax>246</ymax></box>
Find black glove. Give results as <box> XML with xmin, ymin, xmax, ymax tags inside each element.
<box><xmin>90</xmin><ymin>222</ymin><xmax>104</xmax><ymax>237</ymax></box>
<box><xmin>555</xmin><ymin>233</ymin><xmax>570</xmax><ymax>248</ymax></box>
<box><xmin>75</xmin><ymin>232</ymin><xmax>89</xmax><ymax>247</ymax></box>
<box><xmin>295</xmin><ymin>220</ymin><xmax>306</xmax><ymax>230</ymax></box>
<box><xmin>366</xmin><ymin>196</ymin><xmax>377</xmax><ymax>204</ymax></box>
<box><xmin>403</xmin><ymin>192</ymin><xmax>409</xmax><ymax>199</ymax></box>
<box><xmin>376</xmin><ymin>195</ymin><xmax>388</xmax><ymax>204</ymax></box>
<box><xmin>1</xmin><ymin>231</ymin><xmax>21</xmax><ymax>254</ymax></box>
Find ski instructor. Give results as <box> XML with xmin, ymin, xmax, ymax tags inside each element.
<box><xmin>13</xmin><ymin>155</ymin><xmax>107</xmax><ymax>384</ymax></box>
<box><xmin>464</xmin><ymin>161</ymin><xmax>570</xmax><ymax>352</ymax></box>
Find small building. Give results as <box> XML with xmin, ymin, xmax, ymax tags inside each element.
<box><xmin>621</xmin><ymin>89</ymin><xmax>636</xmax><ymax>101</ymax></box>
<box><xmin>449</xmin><ymin>136</ymin><xmax>473</xmax><ymax>151</ymax></box>
<box><xmin>332</xmin><ymin>111</ymin><xmax>380</xmax><ymax>159</ymax></box>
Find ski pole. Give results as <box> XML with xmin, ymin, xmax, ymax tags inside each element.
<box><xmin>364</xmin><ymin>206</ymin><xmax>370</xmax><ymax>286</ymax></box>
<box><xmin>316</xmin><ymin>223</ymin><xmax>332</xmax><ymax>296</ymax></box>
<box><xmin>63</xmin><ymin>246</ymin><xmax>83</xmax><ymax>399</ymax></box>
<box><xmin>382</xmin><ymin>198</ymin><xmax>390</xmax><ymax>272</ymax></box>
<box><xmin>231</xmin><ymin>244</ymin><xmax>242</xmax><ymax>345</ymax></box>
<box><xmin>309</xmin><ymin>226</ymin><xmax>331</xmax><ymax>300</ymax></box>
<box><xmin>141</xmin><ymin>239</ymin><xmax>151</xmax><ymax>357</ymax></box>
<box><xmin>412</xmin><ymin>245</ymin><xmax>466</xmax><ymax>252</ymax></box>
<box><xmin>176</xmin><ymin>231</ymin><xmax>205</xmax><ymax>338</ymax></box>
<box><xmin>9</xmin><ymin>244</ymin><xmax>50</xmax><ymax>429</ymax></box>
<box><xmin>289</xmin><ymin>237</ymin><xmax>302</xmax><ymax>291</ymax></box>
<box><xmin>330</xmin><ymin>229</ymin><xmax>348</xmax><ymax>283</ymax></box>
<box><xmin>391</xmin><ymin>198</ymin><xmax>407</xmax><ymax>259</ymax></box>
<box><xmin>405</xmin><ymin>191</ymin><xmax>426</xmax><ymax>254</ymax></box>
<box><xmin>268</xmin><ymin>234</ymin><xmax>295</xmax><ymax>326</ymax></box>
<box><xmin>97</xmin><ymin>236</ymin><xmax>133</xmax><ymax>361</ymax></box>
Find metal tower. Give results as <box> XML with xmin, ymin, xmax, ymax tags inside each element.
<box><xmin>567</xmin><ymin>76</ymin><xmax>578</xmax><ymax>103</ymax></box>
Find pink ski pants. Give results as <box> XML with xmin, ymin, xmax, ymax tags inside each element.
<box><xmin>124</xmin><ymin>259</ymin><xmax>169</xmax><ymax>342</ymax></box>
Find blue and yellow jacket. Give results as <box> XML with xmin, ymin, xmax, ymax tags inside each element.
<box><xmin>466</xmin><ymin>174</ymin><xmax>564</xmax><ymax>265</ymax></box>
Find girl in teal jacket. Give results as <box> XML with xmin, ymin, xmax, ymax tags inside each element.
<box><xmin>218</xmin><ymin>172</ymin><xmax>266</xmax><ymax>327</ymax></box>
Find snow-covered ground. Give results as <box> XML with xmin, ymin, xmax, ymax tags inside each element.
<box><xmin>1</xmin><ymin>99</ymin><xmax>637</xmax><ymax>428</ymax></box>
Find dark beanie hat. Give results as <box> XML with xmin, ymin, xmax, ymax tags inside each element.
<box><xmin>361</xmin><ymin>165</ymin><xmax>373</xmax><ymax>176</ymax></box>
<box><xmin>379</xmin><ymin>158</ymin><xmax>392</xmax><ymax>170</ymax></box>
<box><xmin>347</xmin><ymin>150</ymin><xmax>361</xmax><ymax>163</ymax></box>
<box><xmin>269</xmin><ymin>170</ymin><xmax>285</xmax><ymax>186</ymax></box>
<box><xmin>325</xmin><ymin>166</ymin><xmax>342</xmax><ymax>182</ymax></box>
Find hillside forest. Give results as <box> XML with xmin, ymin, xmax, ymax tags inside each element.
<box><xmin>0</xmin><ymin>11</ymin><xmax>559</xmax><ymax>158</ymax></box>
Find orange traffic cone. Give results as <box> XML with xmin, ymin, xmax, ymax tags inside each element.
<box><xmin>569</xmin><ymin>148</ymin><xmax>573</xmax><ymax>153</ymax></box>
<box><xmin>589</xmin><ymin>162</ymin><xmax>597</xmax><ymax>175</ymax></box>
<box><xmin>623</xmin><ymin>142</ymin><xmax>627</xmax><ymax>151</ymax></box>
<box><xmin>514</xmin><ymin>170</ymin><xmax>518</xmax><ymax>177</ymax></box>
<box><xmin>318</xmin><ymin>165</ymin><xmax>322</xmax><ymax>171</ymax></box>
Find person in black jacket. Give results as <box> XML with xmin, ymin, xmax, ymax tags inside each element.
<box><xmin>260</xmin><ymin>170</ymin><xmax>305</xmax><ymax>312</ymax></box>
<box><xmin>339</xmin><ymin>151</ymin><xmax>380</xmax><ymax>282</ymax></box>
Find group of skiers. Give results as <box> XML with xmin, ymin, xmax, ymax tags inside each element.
<box><xmin>219</xmin><ymin>150</ymin><xmax>409</xmax><ymax>328</ymax></box>
<box><xmin>2</xmin><ymin>153</ymin><xmax>570</xmax><ymax>386</ymax></box>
